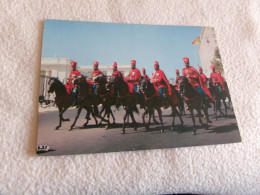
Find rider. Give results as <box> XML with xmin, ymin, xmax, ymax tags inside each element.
<box><xmin>210</xmin><ymin>65</ymin><xmax>226</xmax><ymax>94</ymax></box>
<box><xmin>142</xmin><ymin>68</ymin><xmax>150</xmax><ymax>80</ymax></box>
<box><xmin>182</xmin><ymin>57</ymin><xmax>213</xmax><ymax>103</ymax></box>
<box><xmin>151</xmin><ymin>61</ymin><xmax>172</xmax><ymax>107</ymax></box>
<box><xmin>175</xmin><ymin>69</ymin><xmax>180</xmax><ymax>91</ymax></box>
<box><xmin>90</xmin><ymin>61</ymin><xmax>104</xmax><ymax>96</ymax></box>
<box><xmin>69</xmin><ymin>61</ymin><xmax>82</xmax><ymax>106</ymax></box>
<box><xmin>127</xmin><ymin>60</ymin><xmax>141</xmax><ymax>93</ymax></box>
<box><xmin>198</xmin><ymin>66</ymin><xmax>207</xmax><ymax>87</ymax></box>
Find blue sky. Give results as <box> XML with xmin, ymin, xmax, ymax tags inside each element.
<box><xmin>42</xmin><ymin>19</ymin><xmax>202</xmax><ymax>79</ymax></box>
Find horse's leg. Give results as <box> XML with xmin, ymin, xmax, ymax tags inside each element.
<box><xmin>129</xmin><ymin>109</ymin><xmax>138</xmax><ymax>131</ymax></box>
<box><xmin>69</xmin><ymin>107</ymin><xmax>82</xmax><ymax>130</ymax></box>
<box><xmin>56</xmin><ymin>107</ymin><xmax>63</xmax><ymax>130</ymax></box>
<box><xmin>142</xmin><ymin>109</ymin><xmax>149</xmax><ymax>128</ymax></box>
<box><xmin>222</xmin><ymin>97</ymin><xmax>228</xmax><ymax>117</ymax></box>
<box><xmin>157</xmin><ymin>108</ymin><xmax>164</xmax><ymax>133</ymax></box>
<box><xmin>190</xmin><ymin>108</ymin><xmax>196</xmax><ymax>135</ymax></box>
<box><xmin>105</xmin><ymin>108</ymin><xmax>110</xmax><ymax>130</ymax></box>
<box><xmin>110</xmin><ymin>108</ymin><xmax>116</xmax><ymax>125</ymax></box>
<box><xmin>61</xmin><ymin>107</ymin><xmax>70</xmax><ymax>121</ymax></box>
<box><xmin>98</xmin><ymin>107</ymin><xmax>106</xmax><ymax>125</ymax></box>
<box><xmin>83</xmin><ymin>108</ymin><xmax>90</xmax><ymax>128</ymax></box>
<box><xmin>122</xmin><ymin>109</ymin><xmax>129</xmax><ymax>134</ymax></box>
<box><xmin>152</xmin><ymin>110</ymin><xmax>159</xmax><ymax>124</ymax></box>
<box><xmin>171</xmin><ymin>107</ymin><xmax>176</xmax><ymax>131</ymax></box>
<box><xmin>173</xmin><ymin>105</ymin><xmax>184</xmax><ymax>127</ymax></box>
<box><xmin>145</xmin><ymin>109</ymin><xmax>152</xmax><ymax>130</ymax></box>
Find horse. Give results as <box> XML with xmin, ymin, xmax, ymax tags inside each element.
<box><xmin>178</xmin><ymin>76</ymin><xmax>211</xmax><ymax>135</ymax></box>
<box><xmin>139</xmin><ymin>76</ymin><xmax>184</xmax><ymax>132</ymax></box>
<box><xmin>208</xmin><ymin>80</ymin><xmax>228</xmax><ymax>120</ymax></box>
<box><xmin>69</xmin><ymin>76</ymin><xmax>109</xmax><ymax>130</ymax></box>
<box><xmin>107</xmin><ymin>72</ymin><xmax>139</xmax><ymax>134</ymax></box>
<box><xmin>47</xmin><ymin>77</ymin><xmax>74</xmax><ymax>130</ymax></box>
<box><xmin>93</xmin><ymin>75</ymin><xmax>116</xmax><ymax>125</ymax></box>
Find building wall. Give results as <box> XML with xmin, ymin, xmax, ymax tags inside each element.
<box><xmin>198</xmin><ymin>27</ymin><xmax>219</xmax><ymax>77</ymax></box>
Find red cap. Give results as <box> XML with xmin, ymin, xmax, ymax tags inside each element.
<box><xmin>211</xmin><ymin>65</ymin><xmax>216</xmax><ymax>69</ymax></box>
<box><xmin>71</xmin><ymin>61</ymin><xmax>77</xmax><ymax>68</ymax></box>
<box><xmin>113</xmin><ymin>62</ymin><xmax>117</xmax><ymax>68</ymax></box>
<box><xmin>142</xmin><ymin>68</ymin><xmax>145</xmax><ymax>73</ymax></box>
<box><xmin>131</xmin><ymin>60</ymin><xmax>136</xmax><ymax>65</ymax></box>
<box><xmin>198</xmin><ymin>66</ymin><xmax>202</xmax><ymax>71</ymax></box>
<box><xmin>154</xmin><ymin>61</ymin><xmax>159</xmax><ymax>67</ymax></box>
<box><xmin>183</xmin><ymin>57</ymin><xmax>189</xmax><ymax>63</ymax></box>
<box><xmin>93</xmin><ymin>61</ymin><xmax>99</xmax><ymax>67</ymax></box>
<box><xmin>175</xmin><ymin>69</ymin><xmax>179</xmax><ymax>74</ymax></box>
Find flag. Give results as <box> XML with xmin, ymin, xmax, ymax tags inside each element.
<box><xmin>192</xmin><ymin>36</ymin><xmax>200</xmax><ymax>45</ymax></box>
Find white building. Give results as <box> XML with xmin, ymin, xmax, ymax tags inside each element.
<box><xmin>198</xmin><ymin>27</ymin><xmax>220</xmax><ymax>77</ymax></box>
<box><xmin>39</xmin><ymin>58</ymin><xmax>131</xmax><ymax>100</ymax></box>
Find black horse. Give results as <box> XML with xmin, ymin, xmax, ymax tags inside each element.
<box><xmin>94</xmin><ymin>75</ymin><xmax>116</xmax><ymax>125</ymax></box>
<box><xmin>69</xmin><ymin>76</ymin><xmax>109</xmax><ymax>130</ymax></box>
<box><xmin>208</xmin><ymin>80</ymin><xmax>228</xmax><ymax>120</ymax></box>
<box><xmin>48</xmin><ymin>77</ymin><xmax>74</xmax><ymax>130</ymax></box>
<box><xmin>107</xmin><ymin>73</ymin><xmax>139</xmax><ymax>134</ymax></box>
<box><xmin>178</xmin><ymin>76</ymin><xmax>211</xmax><ymax>134</ymax></box>
<box><xmin>139</xmin><ymin>76</ymin><xmax>184</xmax><ymax>132</ymax></box>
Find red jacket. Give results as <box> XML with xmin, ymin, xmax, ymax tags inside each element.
<box><xmin>111</xmin><ymin>70</ymin><xmax>121</xmax><ymax>77</ymax></box>
<box><xmin>128</xmin><ymin>68</ymin><xmax>141</xmax><ymax>84</ymax></box>
<box><xmin>152</xmin><ymin>69</ymin><xmax>171</xmax><ymax>91</ymax></box>
<box><xmin>90</xmin><ymin>69</ymin><xmax>103</xmax><ymax>84</ymax></box>
<box><xmin>69</xmin><ymin>70</ymin><xmax>81</xmax><ymax>82</ymax></box>
<box><xmin>183</xmin><ymin>66</ymin><xmax>213</xmax><ymax>100</ymax></box>
<box><xmin>143</xmin><ymin>74</ymin><xmax>150</xmax><ymax>80</ymax></box>
<box><xmin>65</xmin><ymin>83</ymin><xmax>73</xmax><ymax>94</ymax></box>
<box><xmin>211</xmin><ymin>72</ymin><xmax>227</xmax><ymax>93</ymax></box>
<box><xmin>200</xmin><ymin>73</ymin><xmax>207</xmax><ymax>85</ymax></box>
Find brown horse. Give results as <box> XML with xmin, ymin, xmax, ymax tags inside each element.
<box><xmin>47</xmin><ymin>77</ymin><xmax>74</xmax><ymax>130</ymax></box>
<box><xmin>178</xmin><ymin>76</ymin><xmax>211</xmax><ymax>135</ymax></box>
<box><xmin>94</xmin><ymin>75</ymin><xmax>116</xmax><ymax>125</ymax></box>
<box><xmin>139</xmin><ymin>76</ymin><xmax>184</xmax><ymax>132</ymax></box>
<box><xmin>107</xmin><ymin>72</ymin><xmax>139</xmax><ymax>134</ymax></box>
<box><xmin>69</xmin><ymin>76</ymin><xmax>109</xmax><ymax>130</ymax></box>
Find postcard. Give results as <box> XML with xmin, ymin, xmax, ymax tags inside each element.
<box><xmin>37</xmin><ymin>19</ymin><xmax>241</xmax><ymax>155</ymax></box>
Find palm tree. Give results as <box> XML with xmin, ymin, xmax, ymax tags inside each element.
<box><xmin>211</xmin><ymin>47</ymin><xmax>223</xmax><ymax>72</ymax></box>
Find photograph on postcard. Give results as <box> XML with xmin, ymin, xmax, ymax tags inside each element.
<box><xmin>37</xmin><ymin>20</ymin><xmax>241</xmax><ymax>155</ymax></box>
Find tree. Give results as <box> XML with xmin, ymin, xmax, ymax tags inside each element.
<box><xmin>211</xmin><ymin>47</ymin><xmax>223</xmax><ymax>72</ymax></box>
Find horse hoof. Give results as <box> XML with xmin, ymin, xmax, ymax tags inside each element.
<box><xmin>69</xmin><ymin>127</ymin><xmax>73</xmax><ymax>131</ymax></box>
<box><xmin>83</xmin><ymin>124</ymin><xmax>88</xmax><ymax>128</ymax></box>
<box><xmin>55</xmin><ymin>126</ymin><xmax>60</xmax><ymax>130</ymax></box>
<box><xmin>160</xmin><ymin>129</ymin><xmax>164</xmax><ymax>133</ymax></box>
<box><xmin>134</xmin><ymin>127</ymin><xmax>137</xmax><ymax>131</ymax></box>
<box><xmin>121</xmin><ymin>130</ymin><xmax>125</xmax><ymax>134</ymax></box>
<box><xmin>105</xmin><ymin>125</ymin><xmax>109</xmax><ymax>130</ymax></box>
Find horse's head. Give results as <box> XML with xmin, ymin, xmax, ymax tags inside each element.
<box><xmin>139</xmin><ymin>76</ymin><xmax>149</xmax><ymax>93</ymax></box>
<box><xmin>73</xmin><ymin>75</ymin><xmax>87</xmax><ymax>87</ymax></box>
<box><xmin>48</xmin><ymin>77</ymin><xmax>58</xmax><ymax>93</ymax></box>
<box><xmin>177</xmin><ymin>76</ymin><xmax>187</xmax><ymax>93</ymax></box>
<box><xmin>107</xmin><ymin>72</ymin><xmax>123</xmax><ymax>89</ymax></box>
<box><xmin>93</xmin><ymin>75</ymin><xmax>107</xmax><ymax>84</ymax></box>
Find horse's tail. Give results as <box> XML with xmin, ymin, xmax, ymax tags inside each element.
<box><xmin>133</xmin><ymin>105</ymin><xmax>139</xmax><ymax>114</ymax></box>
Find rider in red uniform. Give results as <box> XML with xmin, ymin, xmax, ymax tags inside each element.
<box><xmin>142</xmin><ymin>68</ymin><xmax>150</xmax><ymax>80</ymax></box>
<box><xmin>210</xmin><ymin>65</ymin><xmax>227</xmax><ymax>94</ymax></box>
<box><xmin>68</xmin><ymin>61</ymin><xmax>81</xmax><ymax>105</ymax></box>
<box><xmin>90</xmin><ymin>61</ymin><xmax>103</xmax><ymax>95</ymax></box>
<box><xmin>175</xmin><ymin>69</ymin><xmax>180</xmax><ymax>91</ymax></box>
<box><xmin>65</xmin><ymin>78</ymin><xmax>73</xmax><ymax>94</ymax></box>
<box><xmin>127</xmin><ymin>60</ymin><xmax>141</xmax><ymax>93</ymax></box>
<box><xmin>69</xmin><ymin>61</ymin><xmax>81</xmax><ymax>83</ymax></box>
<box><xmin>198</xmin><ymin>66</ymin><xmax>207</xmax><ymax>86</ymax></box>
<box><xmin>111</xmin><ymin>62</ymin><xmax>120</xmax><ymax>77</ymax></box>
<box><xmin>182</xmin><ymin>57</ymin><xmax>213</xmax><ymax>102</ymax></box>
<box><xmin>151</xmin><ymin>61</ymin><xmax>172</xmax><ymax>101</ymax></box>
